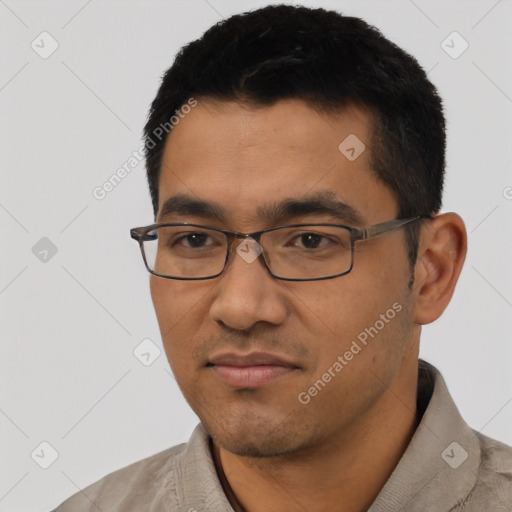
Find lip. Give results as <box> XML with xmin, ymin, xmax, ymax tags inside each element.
<box><xmin>207</xmin><ymin>352</ymin><xmax>299</xmax><ymax>388</ymax></box>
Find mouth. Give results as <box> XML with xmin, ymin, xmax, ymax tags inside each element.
<box><xmin>206</xmin><ymin>352</ymin><xmax>300</xmax><ymax>389</ymax></box>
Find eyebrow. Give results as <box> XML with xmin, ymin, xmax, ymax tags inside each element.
<box><xmin>158</xmin><ymin>191</ymin><xmax>366</xmax><ymax>227</ymax></box>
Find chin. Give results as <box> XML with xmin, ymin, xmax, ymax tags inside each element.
<box><xmin>203</xmin><ymin>411</ymin><xmax>311</xmax><ymax>458</ymax></box>
<box><xmin>214</xmin><ymin>431</ymin><xmax>302</xmax><ymax>458</ymax></box>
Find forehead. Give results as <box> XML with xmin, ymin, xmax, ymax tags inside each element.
<box><xmin>157</xmin><ymin>99</ymin><xmax>397</xmax><ymax>227</ymax></box>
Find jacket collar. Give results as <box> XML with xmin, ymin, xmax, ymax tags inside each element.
<box><xmin>368</xmin><ymin>360</ymin><xmax>480</xmax><ymax>511</ymax></box>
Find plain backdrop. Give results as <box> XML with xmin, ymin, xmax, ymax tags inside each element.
<box><xmin>1</xmin><ymin>0</ymin><xmax>511</xmax><ymax>510</ymax></box>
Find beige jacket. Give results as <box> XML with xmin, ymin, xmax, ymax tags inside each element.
<box><xmin>53</xmin><ymin>361</ymin><xmax>512</xmax><ymax>511</ymax></box>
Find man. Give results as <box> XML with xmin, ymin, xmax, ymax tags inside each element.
<box><xmin>53</xmin><ymin>5</ymin><xmax>512</xmax><ymax>511</ymax></box>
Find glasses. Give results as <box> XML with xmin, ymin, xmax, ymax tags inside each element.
<box><xmin>130</xmin><ymin>216</ymin><xmax>430</xmax><ymax>282</ymax></box>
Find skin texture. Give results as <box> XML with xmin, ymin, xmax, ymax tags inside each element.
<box><xmin>150</xmin><ymin>99</ymin><xmax>467</xmax><ymax>512</ymax></box>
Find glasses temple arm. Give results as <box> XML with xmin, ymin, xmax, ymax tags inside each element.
<box><xmin>357</xmin><ymin>215</ymin><xmax>431</xmax><ymax>241</ymax></box>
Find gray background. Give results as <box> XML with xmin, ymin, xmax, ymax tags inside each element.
<box><xmin>1</xmin><ymin>0</ymin><xmax>511</xmax><ymax>510</ymax></box>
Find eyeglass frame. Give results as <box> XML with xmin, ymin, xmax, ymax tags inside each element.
<box><xmin>130</xmin><ymin>215</ymin><xmax>432</xmax><ymax>282</ymax></box>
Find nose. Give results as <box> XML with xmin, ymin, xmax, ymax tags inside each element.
<box><xmin>209</xmin><ymin>239</ymin><xmax>288</xmax><ymax>331</ymax></box>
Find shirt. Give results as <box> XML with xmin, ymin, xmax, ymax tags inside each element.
<box><xmin>52</xmin><ymin>360</ymin><xmax>512</xmax><ymax>511</ymax></box>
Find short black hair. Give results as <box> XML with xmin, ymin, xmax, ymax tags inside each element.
<box><xmin>143</xmin><ymin>4</ymin><xmax>445</xmax><ymax>271</ymax></box>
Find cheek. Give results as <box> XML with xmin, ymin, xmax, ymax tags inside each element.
<box><xmin>294</xmin><ymin>248</ymin><xmax>410</xmax><ymax>367</ymax></box>
<box><xmin>298</xmin><ymin>282</ymin><xmax>411</xmax><ymax>410</ymax></box>
<box><xmin>150</xmin><ymin>277</ymin><xmax>208</xmax><ymax>327</ymax></box>
<box><xmin>150</xmin><ymin>277</ymin><xmax>176</xmax><ymax>332</ymax></box>
<box><xmin>149</xmin><ymin>277</ymin><xmax>213</xmax><ymax>366</ymax></box>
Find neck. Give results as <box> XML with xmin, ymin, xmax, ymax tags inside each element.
<box><xmin>211</xmin><ymin>359</ymin><xmax>420</xmax><ymax>512</ymax></box>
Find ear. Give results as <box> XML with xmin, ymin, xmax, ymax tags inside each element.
<box><xmin>413</xmin><ymin>213</ymin><xmax>467</xmax><ymax>325</ymax></box>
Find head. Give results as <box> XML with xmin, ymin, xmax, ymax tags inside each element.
<box><xmin>140</xmin><ymin>5</ymin><xmax>466</xmax><ymax>458</ymax></box>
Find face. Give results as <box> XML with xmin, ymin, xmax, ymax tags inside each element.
<box><xmin>150</xmin><ymin>99</ymin><xmax>416</xmax><ymax>457</ymax></box>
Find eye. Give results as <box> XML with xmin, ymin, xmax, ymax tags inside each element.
<box><xmin>292</xmin><ymin>231</ymin><xmax>333</xmax><ymax>249</ymax></box>
<box><xmin>174</xmin><ymin>232</ymin><xmax>215</xmax><ymax>248</ymax></box>
<box><xmin>279</xmin><ymin>228</ymin><xmax>351</xmax><ymax>251</ymax></box>
<box><xmin>294</xmin><ymin>232</ymin><xmax>330</xmax><ymax>249</ymax></box>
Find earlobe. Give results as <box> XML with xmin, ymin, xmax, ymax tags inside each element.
<box><xmin>413</xmin><ymin>213</ymin><xmax>467</xmax><ymax>325</ymax></box>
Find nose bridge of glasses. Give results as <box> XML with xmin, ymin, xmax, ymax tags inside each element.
<box><xmin>227</xmin><ymin>229</ymin><xmax>262</xmax><ymax>242</ymax></box>
<box><xmin>225</xmin><ymin>230</ymin><xmax>264</xmax><ymax>251</ymax></box>
<box><xmin>229</xmin><ymin>234</ymin><xmax>266</xmax><ymax>265</ymax></box>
